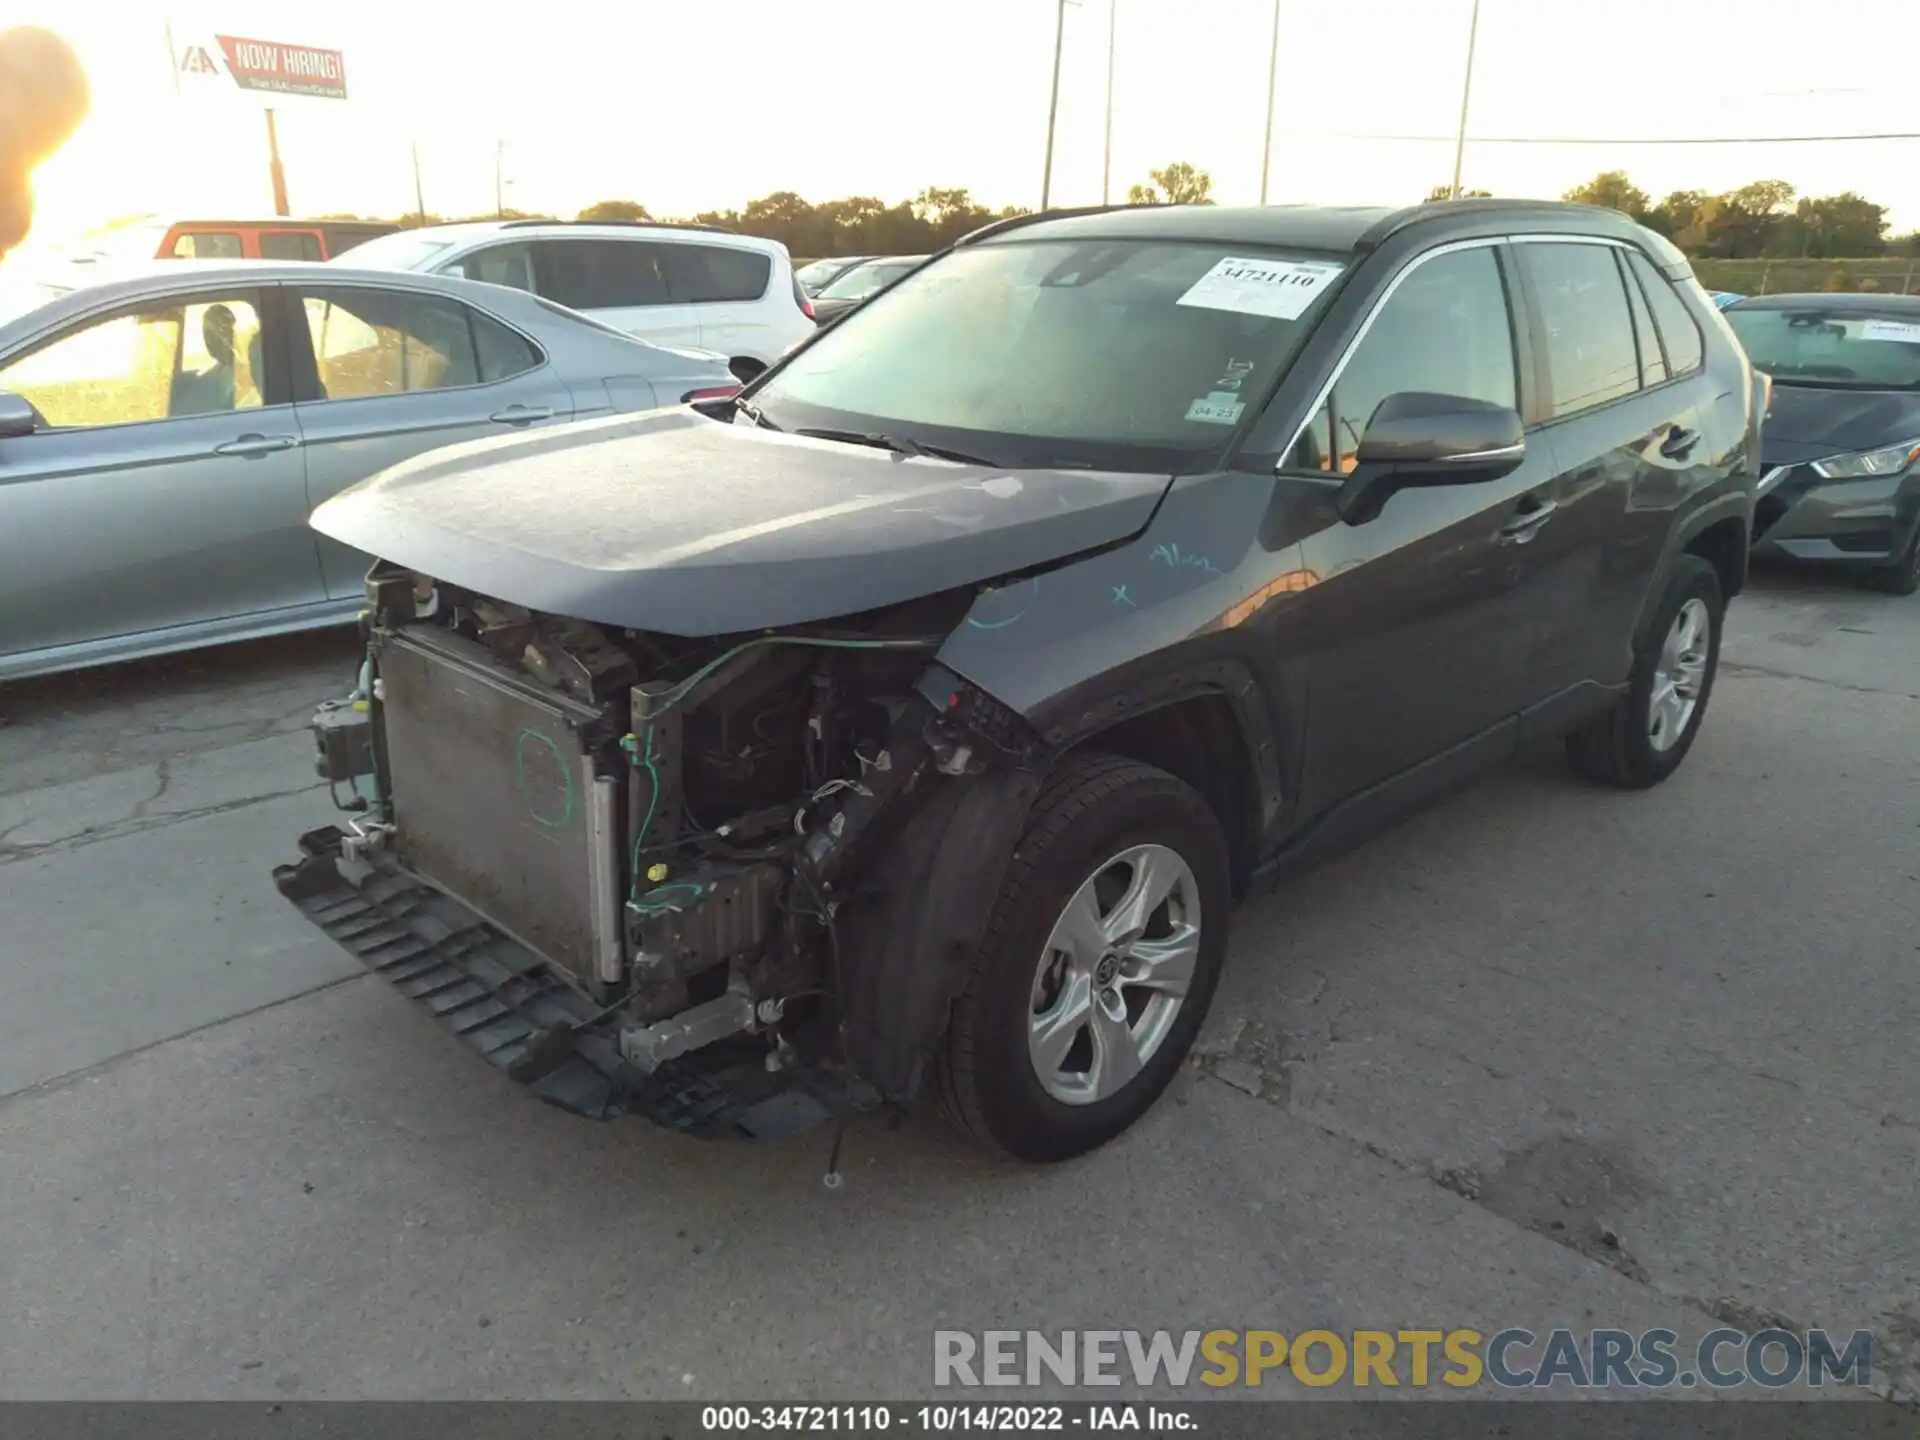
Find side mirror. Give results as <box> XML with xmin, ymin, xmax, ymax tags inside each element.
<box><xmin>1335</xmin><ymin>391</ymin><xmax>1525</xmax><ymax>525</ymax></box>
<box><xmin>0</xmin><ymin>391</ymin><xmax>37</xmax><ymax>440</ymax></box>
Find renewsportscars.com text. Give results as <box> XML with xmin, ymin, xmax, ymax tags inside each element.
<box><xmin>933</xmin><ymin>1328</ymin><xmax>1874</xmax><ymax>1391</ymax></box>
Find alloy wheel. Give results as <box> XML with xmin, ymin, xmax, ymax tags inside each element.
<box><xmin>1648</xmin><ymin>597</ymin><xmax>1710</xmax><ymax>753</ymax></box>
<box><xmin>1026</xmin><ymin>844</ymin><xmax>1201</xmax><ymax>1106</ymax></box>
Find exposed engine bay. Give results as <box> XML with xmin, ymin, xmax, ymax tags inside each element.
<box><xmin>280</xmin><ymin>560</ymin><xmax>1044</xmax><ymax>1138</ymax></box>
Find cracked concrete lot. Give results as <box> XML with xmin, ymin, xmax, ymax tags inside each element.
<box><xmin>0</xmin><ymin>572</ymin><xmax>1914</xmax><ymax>1403</ymax></box>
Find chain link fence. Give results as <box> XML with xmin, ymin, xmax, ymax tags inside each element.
<box><xmin>1692</xmin><ymin>257</ymin><xmax>1920</xmax><ymax>296</ymax></box>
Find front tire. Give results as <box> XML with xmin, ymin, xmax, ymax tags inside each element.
<box><xmin>1868</xmin><ymin>523</ymin><xmax>1920</xmax><ymax>596</ymax></box>
<box><xmin>1566</xmin><ymin>554</ymin><xmax>1724</xmax><ymax>789</ymax></box>
<box><xmin>938</xmin><ymin>752</ymin><xmax>1231</xmax><ymax>1162</ymax></box>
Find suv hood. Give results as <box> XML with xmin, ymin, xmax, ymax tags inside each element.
<box><xmin>310</xmin><ymin>409</ymin><xmax>1172</xmax><ymax>636</ymax></box>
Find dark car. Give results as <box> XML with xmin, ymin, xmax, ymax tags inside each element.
<box><xmin>794</xmin><ymin>255</ymin><xmax>874</xmax><ymax>297</ymax></box>
<box><xmin>275</xmin><ymin>199</ymin><xmax>1761</xmax><ymax>1162</ymax></box>
<box><xmin>808</xmin><ymin>255</ymin><xmax>928</xmax><ymax>324</ymax></box>
<box><xmin>1723</xmin><ymin>293</ymin><xmax>1920</xmax><ymax>594</ymax></box>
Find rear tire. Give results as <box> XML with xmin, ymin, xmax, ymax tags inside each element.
<box><xmin>1567</xmin><ymin>554</ymin><xmax>1723</xmax><ymax>789</ymax></box>
<box><xmin>938</xmin><ymin>752</ymin><xmax>1231</xmax><ymax>1162</ymax></box>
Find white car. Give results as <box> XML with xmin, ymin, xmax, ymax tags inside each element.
<box><xmin>340</xmin><ymin>221</ymin><xmax>816</xmax><ymax>382</ymax></box>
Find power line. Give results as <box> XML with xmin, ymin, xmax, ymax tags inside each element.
<box><xmin>1300</xmin><ymin>130</ymin><xmax>1920</xmax><ymax>146</ymax></box>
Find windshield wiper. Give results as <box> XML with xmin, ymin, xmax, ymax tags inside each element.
<box><xmin>734</xmin><ymin>397</ymin><xmax>781</xmax><ymax>431</ymax></box>
<box><xmin>794</xmin><ymin>427</ymin><xmax>997</xmax><ymax>467</ymax></box>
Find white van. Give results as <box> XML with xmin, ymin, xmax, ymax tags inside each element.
<box><xmin>341</xmin><ymin>221</ymin><xmax>816</xmax><ymax>381</ymax></box>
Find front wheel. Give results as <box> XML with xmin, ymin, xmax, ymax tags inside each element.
<box><xmin>1566</xmin><ymin>554</ymin><xmax>1724</xmax><ymax>789</ymax></box>
<box><xmin>1868</xmin><ymin>522</ymin><xmax>1920</xmax><ymax>596</ymax></box>
<box><xmin>938</xmin><ymin>753</ymin><xmax>1232</xmax><ymax>1162</ymax></box>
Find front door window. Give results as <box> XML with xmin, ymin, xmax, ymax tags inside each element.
<box><xmin>0</xmin><ymin>294</ymin><xmax>265</xmax><ymax>428</ymax></box>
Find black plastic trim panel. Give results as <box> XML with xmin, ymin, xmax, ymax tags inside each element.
<box><xmin>272</xmin><ymin>827</ymin><xmax>832</xmax><ymax>1141</ymax></box>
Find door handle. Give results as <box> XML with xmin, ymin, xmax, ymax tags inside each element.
<box><xmin>1497</xmin><ymin>496</ymin><xmax>1558</xmax><ymax>544</ymax></box>
<box><xmin>1660</xmin><ymin>425</ymin><xmax>1700</xmax><ymax>460</ymax></box>
<box><xmin>490</xmin><ymin>405</ymin><xmax>552</xmax><ymax>425</ymax></box>
<box><xmin>213</xmin><ymin>433</ymin><xmax>299</xmax><ymax>458</ymax></box>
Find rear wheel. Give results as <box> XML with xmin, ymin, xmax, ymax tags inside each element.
<box><xmin>1567</xmin><ymin>555</ymin><xmax>1723</xmax><ymax>789</ymax></box>
<box><xmin>938</xmin><ymin>752</ymin><xmax>1231</xmax><ymax>1162</ymax></box>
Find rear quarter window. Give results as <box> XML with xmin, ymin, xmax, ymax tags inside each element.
<box><xmin>662</xmin><ymin>244</ymin><xmax>772</xmax><ymax>303</ymax></box>
<box><xmin>1626</xmin><ymin>251</ymin><xmax>1704</xmax><ymax>377</ymax></box>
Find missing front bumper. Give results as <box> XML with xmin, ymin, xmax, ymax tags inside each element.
<box><xmin>272</xmin><ymin>826</ymin><xmax>835</xmax><ymax>1141</ymax></box>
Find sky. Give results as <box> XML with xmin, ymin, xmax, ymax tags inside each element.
<box><xmin>10</xmin><ymin>0</ymin><xmax>1920</xmax><ymax>262</ymax></box>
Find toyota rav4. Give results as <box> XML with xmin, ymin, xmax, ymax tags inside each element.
<box><xmin>275</xmin><ymin>199</ymin><xmax>1763</xmax><ymax>1162</ymax></box>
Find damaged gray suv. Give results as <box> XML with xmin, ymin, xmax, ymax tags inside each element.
<box><xmin>276</xmin><ymin>199</ymin><xmax>1764</xmax><ymax>1161</ymax></box>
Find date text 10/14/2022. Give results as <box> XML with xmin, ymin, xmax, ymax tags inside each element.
<box><xmin>700</xmin><ymin>1405</ymin><xmax>1195</xmax><ymax>1432</ymax></box>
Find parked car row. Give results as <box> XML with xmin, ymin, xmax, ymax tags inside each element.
<box><xmin>8</xmin><ymin>189</ymin><xmax>1913</xmax><ymax>1160</ymax></box>
<box><xmin>0</xmin><ymin>260</ymin><xmax>740</xmax><ymax>680</ymax></box>
<box><xmin>808</xmin><ymin>254</ymin><xmax>929</xmax><ymax>323</ymax></box>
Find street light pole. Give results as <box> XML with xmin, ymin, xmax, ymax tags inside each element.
<box><xmin>1448</xmin><ymin>0</ymin><xmax>1483</xmax><ymax>200</ymax></box>
<box><xmin>1101</xmin><ymin>0</ymin><xmax>1117</xmax><ymax>206</ymax></box>
<box><xmin>1041</xmin><ymin>0</ymin><xmax>1068</xmax><ymax>210</ymax></box>
<box><xmin>1258</xmin><ymin>0</ymin><xmax>1281</xmax><ymax>204</ymax></box>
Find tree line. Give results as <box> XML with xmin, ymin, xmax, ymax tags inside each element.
<box><xmin>326</xmin><ymin>165</ymin><xmax>1219</xmax><ymax>258</ymax></box>
<box><xmin>327</xmin><ymin>163</ymin><xmax>1914</xmax><ymax>263</ymax></box>
<box><xmin>1436</xmin><ymin>171</ymin><xmax>1917</xmax><ymax>260</ymax></box>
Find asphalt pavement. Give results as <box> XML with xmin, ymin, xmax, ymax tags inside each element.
<box><xmin>0</xmin><ymin>572</ymin><xmax>1914</xmax><ymax>1402</ymax></box>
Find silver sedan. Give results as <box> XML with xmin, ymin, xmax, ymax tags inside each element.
<box><xmin>0</xmin><ymin>260</ymin><xmax>738</xmax><ymax>681</ymax></box>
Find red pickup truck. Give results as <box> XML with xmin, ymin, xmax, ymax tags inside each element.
<box><xmin>157</xmin><ymin>218</ymin><xmax>398</xmax><ymax>261</ymax></box>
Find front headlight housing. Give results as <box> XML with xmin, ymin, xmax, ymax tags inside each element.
<box><xmin>1811</xmin><ymin>439</ymin><xmax>1920</xmax><ymax>480</ymax></box>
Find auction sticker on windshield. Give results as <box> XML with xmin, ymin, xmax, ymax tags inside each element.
<box><xmin>1859</xmin><ymin>319</ymin><xmax>1920</xmax><ymax>344</ymax></box>
<box><xmin>1177</xmin><ymin>257</ymin><xmax>1344</xmax><ymax>321</ymax></box>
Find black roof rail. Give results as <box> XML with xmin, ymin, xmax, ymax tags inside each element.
<box><xmin>1355</xmin><ymin>197</ymin><xmax>1631</xmax><ymax>250</ymax></box>
<box><xmin>953</xmin><ymin>202</ymin><xmax>1163</xmax><ymax>248</ymax></box>
<box><xmin>496</xmin><ymin>218</ymin><xmax>738</xmax><ymax>236</ymax></box>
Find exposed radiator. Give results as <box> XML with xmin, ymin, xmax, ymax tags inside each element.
<box><xmin>376</xmin><ymin>626</ymin><xmax>619</xmax><ymax>988</ymax></box>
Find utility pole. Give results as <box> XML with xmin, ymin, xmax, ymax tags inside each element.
<box><xmin>1041</xmin><ymin>0</ymin><xmax>1068</xmax><ymax>210</ymax></box>
<box><xmin>494</xmin><ymin>139</ymin><xmax>505</xmax><ymax>218</ymax></box>
<box><xmin>1259</xmin><ymin>0</ymin><xmax>1280</xmax><ymax>204</ymax></box>
<box><xmin>1448</xmin><ymin>0</ymin><xmax>1483</xmax><ymax>200</ymax></box>
<box><xmin>411</xmin><ymin>141</ymin><xmax>427</xmax><ymax>226</ymax></box>
<box><xmin>264</xmin><ymin>108</ymin><xmax>290</xmax><ymax>217</ymax></box>
<box><xmin>1101</xmin><ymin>0</ymin><xmax>1117</xmax><ymax>206</ymax></box>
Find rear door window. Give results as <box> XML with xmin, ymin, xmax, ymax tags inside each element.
<box><xmin>458</xmin><ymin>244</ymin><xmax>535</xmax><ymax>293</ymax></box>
<box><xmin>532</xmin><ymin>240</ymin><xmax>669</xmax><ymax>310</ymax></box>
<box><xmin>300</xmin><ymin>286</ymin><xmax>484</xmax><ymax>398</ymax></box>
<box><xmin>1626</xmin><ymin>252</ymin><xmax>1705</xmax><ymax>377</ymax></box>
<box><xmin>660</xmin><ymin>243</ymin><xmax>772</xmax><ymax>303</ymax></box>
<box><xmin>1519</xmin><ymin>241</ymin><xmax>1642</xmax><ymax>419</ymax></box>
<box><xmin>260</xmin><ymin>231</ymin><xmax>323</xmax><ymax>261</ymax></box>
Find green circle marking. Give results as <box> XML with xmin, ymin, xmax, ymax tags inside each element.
<box><xmin>513</xmin><ymin>726</ymin><xmax>575</xmax><ymax>828</ymax></box>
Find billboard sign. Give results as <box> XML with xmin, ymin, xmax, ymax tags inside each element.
<box><xmin>210</xmin><ymin>35</ymin><xmax>348</xmax><ymax>100</ymax></box>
